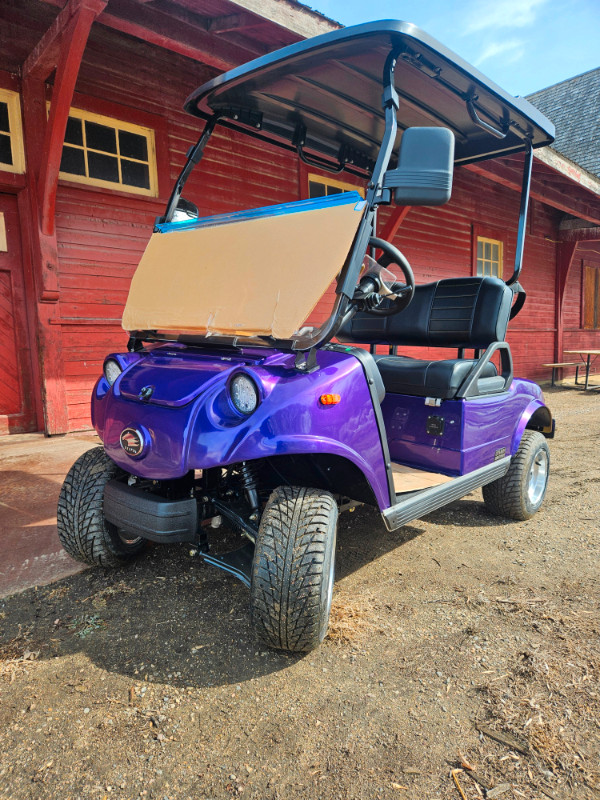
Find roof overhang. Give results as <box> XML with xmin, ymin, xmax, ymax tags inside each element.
<box><xmin>185</xmin><ymin>20</ymin><xmax>555</xmax><ymax>168</ymax></box>
<box><xmin>534</xmin><ymin>146</ymin><xmax>600</xmax><ymax>198</ymax></box>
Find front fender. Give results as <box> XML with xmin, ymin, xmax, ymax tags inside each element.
<box><xmin>97</xmin><ymin>348</ymin><xmax>392</xmax><ymax>511</ymax></box>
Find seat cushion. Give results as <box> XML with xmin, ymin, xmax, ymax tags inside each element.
<box><xmin>373</xmin><ymin>355</ymin><xmax>497</xmax><ymax>399</ymax></box>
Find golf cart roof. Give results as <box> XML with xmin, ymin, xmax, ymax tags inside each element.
<box><xmin>185</xmin><ymin>20</ymin><xmax>555</xmax><ymax>168</ymax></box>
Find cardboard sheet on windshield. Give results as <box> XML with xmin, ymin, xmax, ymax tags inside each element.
<box><xmin>122</xmin><ymin>193</ymin><xmax>365</xmax><ymax>339</ymax></box>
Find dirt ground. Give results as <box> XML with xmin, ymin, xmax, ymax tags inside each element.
<box><xmin>1</xmin><ymin>387</ymin><xmax>598</xmax><ymax>800</ymax></box>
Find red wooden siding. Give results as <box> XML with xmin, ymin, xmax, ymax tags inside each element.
<box><xmin>0</xmin><ymin>194</ymin><xmax>36</xmax><ymax>434</ymax></box>
<box><xmin>2</xmin><ymin>4</ymin><xmax>599</xmax><ymax>434</ymax></box>
<box><xmin>563</xmin><ymin>242</ymin><xmax>600</xmax><ymax>352</ymax></box>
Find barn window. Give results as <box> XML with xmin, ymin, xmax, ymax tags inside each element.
<box><xmin>583</xmin><ymin>264</ymin><xmax>600</xmax><ymax>330</ymax></box>
<box><xmin>0</xmin><ymin>88</ymin><xmax>25</xmax><ymax>174</ymax></box>
<box><xmin>308</xmin><ymin>174</ymin><xmax>365</xmax><ymax>198</ymax></box>
<box><xmin>58</xmin><ymin>107</ymin><xmax>157</xmax><ymax>196</ymax></box>
<box><xmin>476</xmin><ymin>236</ymin><xmax>503</xmax><ymax>278</ymax></box>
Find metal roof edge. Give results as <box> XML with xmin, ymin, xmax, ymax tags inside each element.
<box><xmin>535</xmin><ymin>146</ymin><xmax>600</xmax><ymax>198</ymax></box>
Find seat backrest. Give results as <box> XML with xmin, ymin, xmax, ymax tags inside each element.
<box><xmin>337</xmin><ymin>276</ymin><xmax>513</xmax><ymax>349</ymax></box>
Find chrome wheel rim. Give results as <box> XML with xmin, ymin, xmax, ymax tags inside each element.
<box><xmin>527</xmin><ymin>449</ymin><xmax>548</xmax><ymax>506</ymax></box>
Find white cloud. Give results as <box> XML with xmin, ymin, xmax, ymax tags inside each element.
<box><xmin>474</xmin><ymin>38</ymin><xmax>525</xmax><ymax>66</ymax></box>
<box><xmin>465</xmin><ymin>0</ymin><xmax>548</xmax><ymax>33</ymax></box>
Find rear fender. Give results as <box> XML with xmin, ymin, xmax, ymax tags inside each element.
<box><xmin>511</xmin><ymin>401</ymin><xmax>554</xmax><ymax>454</ymax></box>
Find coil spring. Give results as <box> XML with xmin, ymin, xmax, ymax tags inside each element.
<box><xmin>239</xmin><ymin>461</ymin><xmax>260</xmax><ymax>511</ymax></box>
<box><xmin>239</xmin><ymin>461</ymin><xmax>259</xmax><ymax>490</ymax></box>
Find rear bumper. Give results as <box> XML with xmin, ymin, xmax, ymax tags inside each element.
<box><xmin>103</xmin><ymin>480</ymin><xmax>198</xmax><ymax>543</ymax></box>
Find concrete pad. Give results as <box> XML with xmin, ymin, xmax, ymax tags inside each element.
<box><xmin>0</xmin><ymin>431</ymin><xmax>100</xmax><ymax>598</ymax></box>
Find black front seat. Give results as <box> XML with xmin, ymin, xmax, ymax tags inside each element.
<box><xmin>338</xmin><ymin>276</ymin><xmax>513</xmax><ymax>399</ymax></box>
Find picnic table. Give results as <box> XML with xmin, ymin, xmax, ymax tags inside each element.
<box><xmin>563</xmin><ymin>349</ymin><xmax>600</xmax><ymax>390</ymax></box>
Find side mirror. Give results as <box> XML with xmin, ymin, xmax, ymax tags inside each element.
<box><xmin>172</xmin><ymin>197</ymin><xmax>199</xmax><ymax>222</ymax></box>
<box><xmin>384</xmin><ymin>127</ymin><xmax>455</xmax><ymax>206</ymax></box>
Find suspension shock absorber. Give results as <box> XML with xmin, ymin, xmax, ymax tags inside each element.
<box><xmin>239</xmin><ymin>461</ymin><xmax>260</xmax><ymax>514</ymax></box>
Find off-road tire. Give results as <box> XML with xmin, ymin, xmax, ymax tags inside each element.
<box><xmin>482</xmin><ymin>430</ymin><xmax>550</xmax><ymax>520</ymax></box>
<box><xmin>57</xmin><ymin>447</ymin><xmax>146</xmax><ymax>567</ymax></box>
<box><xmin>250</xmin><ymin>486</ymin><xmax>338</xmax><ymax>653</ymax></box>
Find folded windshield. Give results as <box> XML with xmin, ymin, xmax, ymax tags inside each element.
<box><xmin>123</xmin><ymin>193</ymin><xmax>366</xmax><ymax>339</ymax></box>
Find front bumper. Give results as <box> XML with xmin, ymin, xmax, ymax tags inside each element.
<box><xmin>103</xmin><ymin>481</ymin><xmax>198</xmax><ymax>543</ymax></box>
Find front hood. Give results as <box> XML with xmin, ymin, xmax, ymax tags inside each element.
<box><xmin>116</xmin><ymin>348</ymin><xmax>262</xmax><ymax>408</ymax></box>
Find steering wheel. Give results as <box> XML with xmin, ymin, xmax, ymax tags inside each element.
<box><xmin>355</xmin><ymin>236</ymin><xmax>415</xmax><ymax>317</ymax></box>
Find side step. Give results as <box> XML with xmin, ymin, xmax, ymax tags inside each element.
<box><xmin>382</xmin><ymin>457</ymin><xmax>511</xmax><ymax>532</ymax></box>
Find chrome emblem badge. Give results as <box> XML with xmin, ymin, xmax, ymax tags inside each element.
<box><xmin>120</xmin><ymin>427</ymin><xmax>144</xmax><ymax>457</ymax></box>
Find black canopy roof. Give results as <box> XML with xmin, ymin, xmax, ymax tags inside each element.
<box><xmin>185</xmin><ymin>20</ymin><xmax>554</xmax><ymax>169</ymax></box>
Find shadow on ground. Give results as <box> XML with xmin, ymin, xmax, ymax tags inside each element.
<box><xmin>0</xmin><ymin>504</ymin><xmax>433</xmax><ymax>689</ymax></box>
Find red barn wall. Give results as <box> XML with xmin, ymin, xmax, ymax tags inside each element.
<box><xmin>563</xmin><ymin>241</ymin><xmax>600</xmax><ymax>352</ymax></box>
<box><xmin>1</xmin><ymin>13</ymin><xmax>597</xmax><ymax>433</ymax></box>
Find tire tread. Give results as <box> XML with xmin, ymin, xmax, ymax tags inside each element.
<box><xmin>482</xmin><ymin>430</ymin><xmax>549</xmax><ymax>520</ymax></box>
<box><xmin>250</xmin><ymin>486</ymin><xmax>337</xmax><ymax>653</ymax></box>
<box><xmin>57</xmin><ymin>447</ymin><xmax>145</xmax><ymax>567</ymax></box>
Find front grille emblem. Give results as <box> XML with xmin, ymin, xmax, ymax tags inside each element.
<box><xmin>120</xmin><ymin>428</ymin><xmax>144</xmax><ymax>457</ymax></box>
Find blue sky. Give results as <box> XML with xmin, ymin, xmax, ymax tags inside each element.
<box><xmin>313</xmin><ymin>0</ymin><xmax>600</xmax><ymax>96</ymax></box>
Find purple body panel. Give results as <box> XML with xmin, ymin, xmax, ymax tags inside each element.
<box><xmin>381</xmin><ymin>378</ymin><xmax>545</xmax><ymax>477</ymax></box>
<box><xmin>92</xmin><ymin>346</ymin><xmax>392</xmax><ymax>510</ymax></box>
<box><xmin>93</xmin><ymin>344</ymin><xmax>548</xmax><ymax>513</ymax></box>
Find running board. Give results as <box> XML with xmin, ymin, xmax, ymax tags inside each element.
<box><xmin>382</xmin><ymin>457</ymin><xmax>511</xmax><ymax>532</ymax></box>
<box><xmin>201</xmin><ymin>542</ymin><xmax>254</xmax><ymax>587</ymax></box>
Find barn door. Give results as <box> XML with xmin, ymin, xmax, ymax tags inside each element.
<box><xmin>0</xmin><ymin>194</ymin><xmax>37</xmax><ymax>434</ymax></box>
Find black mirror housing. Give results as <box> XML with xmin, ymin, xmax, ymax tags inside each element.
<box><xmin>384</xmin><ymin>127</ymin><xmax>455</xmax><ymax>206</ymax></box>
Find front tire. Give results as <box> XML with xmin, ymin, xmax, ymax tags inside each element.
<box><xmin>57</xmin><ymin>447</ymin><xmax>146</xmax><ymax>567</ymax></box>
<box><xmin>250</xmin><ymin>486</ymin><xmax>338</xmax><ymax>653</ymax></box>
<box><xmin>482</xmin><ymin>430</ymin><xmax>550</xmax><ymax>520</ymax></box>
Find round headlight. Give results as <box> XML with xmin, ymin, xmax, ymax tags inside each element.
<box><xmin>104</xmin><ymin>358</ymin><xmax>123</xmax><ymax>387</ymax></box>
<box><xmin>230</xmin><ymin>374</ymin><xmax>259</xmax><ymax>415</ymax></box>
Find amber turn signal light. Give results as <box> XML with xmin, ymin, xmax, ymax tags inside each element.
<box><xmin>320</xmin><ymin>393</ymin><xmax>341</xmax><ymax>405</ymax></box>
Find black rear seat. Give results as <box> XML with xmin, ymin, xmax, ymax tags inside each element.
<box><xmin>338</xmin><ymin>276</ymin><xmax>513</xmax><ymax>399</ymax></box>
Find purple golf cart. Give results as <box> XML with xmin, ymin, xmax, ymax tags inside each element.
<box><xmin>58</xmin><ymin>21</ymin><xmax>556</xmax><ymax>652</ymax></box>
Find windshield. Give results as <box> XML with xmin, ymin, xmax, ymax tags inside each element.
<box><xmin>122</xmin><ymin>193</ymin><xmax>366</xmax><ymax>340</ymax></box>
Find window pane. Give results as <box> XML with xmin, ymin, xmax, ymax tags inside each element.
<box><xmin>484</xmin><ymin>241</ymin><xmax>491</xmax><ymax>259</ymax></box>
<box><xmin>326</xmin><ymin>185</ymin><xmax>342</xmax><ymax>195</ymax></box>
<box><xmin>65</xmin><ymin>116</ymin><xmax>83</xmax><ymax>146</ymax></box>
<box><xmin>0</xmin><ymin>102</ymin><xmax>9</xmax><ymax>133</ymax></box>
<box><xmin>477</xmin><ymin>240</ymin><xmax>483</xmax><ymax>259</ymax></box>
<box><xmin>119</xmin><ymin>130</ymin><xmax>148</xmax><ymax>161</ymax></box>
<box><xmin>85</xmin><ymin>121</ymin><xmax>117</xmax><ymax>154</ymax></box>
<box><xmin>88</xmin><ymin>151</ymin><xmax>119</xmax><ymax>182</ymax></box>
<box><xmin>491</xmin><ymin>243</ymin><xmax>499</xmax><ymax>262</ymax></box>
<box><xmin>0</xmin><ymin>133</ymin><xmax>13</xmax><ymax>165</ymax></box>
<box><xmin>60</xmin><ymin>145</ymin><xmax>86</xmax><ymax>175</ymax></box>
<box><xmin>308</xmin><ymin>180</ymin><xmax>325</xmax><ymax>198</ymax></box>
<box><xmin>121</xmin><ymin>158</ymin><xmax>150</xmax><ymax>189</ymax></box>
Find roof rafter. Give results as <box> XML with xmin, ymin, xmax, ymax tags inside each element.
<box><xmin>466</xmin><ymin>159</ymin><xmax>600</xmax><ymax>227</ymax></box>
<box><xmin>37</xmin><ymin>0</ymin><xmax>268</xmax><ymax>71</ymax></box>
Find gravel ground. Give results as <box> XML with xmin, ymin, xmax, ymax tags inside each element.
<box><xmin>0</xmin><ymin>387</ymin><xmax>598</xmax><ymax>800</ymax></box>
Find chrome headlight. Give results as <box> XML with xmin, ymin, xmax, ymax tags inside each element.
<box><xmin>230</xmin><ymin>374</ymin><xmax>259</xmax><ymax>415</ymax></box>
<box><xmin>103</xmin><ymin>358</ymin><xmax>123</xmax><ymax>386</ymax></box>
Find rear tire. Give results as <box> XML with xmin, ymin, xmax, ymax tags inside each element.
<box><xmin>250</xmin><ymin>486</ymin><xmax>338</xmax><ymax>653</ymax></box>
<box><xmin>57</xmin><ymin>447</ymin><xmax>146</xmax><ymax>567</ymax></box>
<box><xmin>482</xmin><ymin>430</ymin><xmax>550</xmax><ymax>520</ymax></box>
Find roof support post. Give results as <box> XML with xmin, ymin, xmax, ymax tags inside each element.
<box><xmin>506</xmin><ymin>140</ymin><xmax>533</xmax><ymax>286</ymax></box>
<box><xmin>20</xmin><ymin>0</ymin><xmax>106</xmax><ymax>434</ymax></box>
<box><xmin>36</xmin><ymin>0</ymin><xmax>108</xmax><ymax>237</ymax></box>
